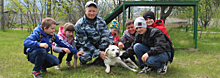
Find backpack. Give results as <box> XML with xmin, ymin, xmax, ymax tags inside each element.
<box><xmin>23</xmin><ymin>31</ymin><xmax>56</xmax><ymax>60</ymax></box>
<box><xmin>164</xmin><ymin>34</ymin><xmax>174</xmax><ymax>63</ymax></box>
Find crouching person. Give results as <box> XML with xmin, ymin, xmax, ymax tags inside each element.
<box><xmin>23</xmin><ymin>17</ymin><xmax>78</xmax><ymax>78</ymax></box>
<box><xmin>120</xmin><ymin>17</ymin><xmax>174</xmax><ymax>74</ymax></box>
<box><xmin>53</xmin><ymin>22</ymin><xmax>77</xmax><ymax>69</ymax></box>
<box><xmin>74</xmin><ymin>1</ymin><xmax>113</xmax><ymax>66</ymax></box>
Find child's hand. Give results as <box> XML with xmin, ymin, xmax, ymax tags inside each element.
<box><xmin>77</xmin><ymin>50</ymin><xmax>84</xmax><ymax>58</ymax></box>
<box><xmin>141</xmin><ymin>53</ymin><xmax>149</xmax><ymax>63</ymax></box>
<box><xmin>39</xmin><ymin>43</ymin><xmax>49</xmax><ymax>49</ymax></box>
<box><xmin>62</xmin><ymin>48</ymin><xmax>71</xmax><ymax>54</ymax></box>
<box><xmin>108</xmin><ymin>44</ymin><xmax>112</xmax><ymax>48</ymax></box>
<box><xmin>100</xmin><ymin>51</ymin><xmax>106</xmax><ymax>60</ymax></box>
<box><xmin>118</xmin><ymin>42</ymin><xmax>124</xmax><ymax>49</ymax></box>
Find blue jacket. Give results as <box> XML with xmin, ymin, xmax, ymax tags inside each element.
<box><xmin>23</xmin><ymin>24</ymin><xmax>78</xmax><ymax>54</ymax></box>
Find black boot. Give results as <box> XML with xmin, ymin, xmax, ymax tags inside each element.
<box><xmin>92</xmin><ymin>57</ymin><xmax>105</xmax><ymax>66</ymax></box>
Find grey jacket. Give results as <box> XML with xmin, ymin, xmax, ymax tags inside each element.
<box><xmin>53</xmin><ymin>41</ymin><xmax>76</xmax><ymax>53</ymax></box>
<box><xmin>117</xmin><ymin>30</ymin><xmax>138</xmax><ymax>45</ymax></box>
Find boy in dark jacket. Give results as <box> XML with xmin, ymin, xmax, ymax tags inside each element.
<box><xmin>23</xmin><ymin>17</ymin><xmax>78</xmax><ymax>78</ymax></box>
<box><xmin>120</xmin><ymin>17</ymin><xmax>174</xmax><ymax>74</ymax></box>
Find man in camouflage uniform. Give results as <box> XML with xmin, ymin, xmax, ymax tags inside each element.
<box><xmin>75</xmin><ymin>1</ymin><xmax>113</xmax><ymax>65</ymax></box>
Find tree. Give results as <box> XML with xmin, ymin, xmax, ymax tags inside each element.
<box><xmin>199</xmin><ymin>0</ymin><xmax>219</xmax><ymax>29</ymax></box>
<box><xmin>160</xmin><ymin>6</ymin><xmax>174</xmax><ymax>24</ymax></box>
<box><xmin>152</xmin><ymin>0</ymin><xmax>174</xmax><ymax>24</ymax></box>
<box><xmin>151</xmin><ymin>0</ymin><xmax>198</xmax><ymax>24</ymax></box>
<box><xmin>171</xmin><ymin>0</ymin><xmax>220</xmax><ymax>38</ymax></box>
<box><xmin>38</xmin><ymin>0</ymin><xmax>47</xmax><ymax>21</ymax></box>
<box><xmin>0</xmin><ymin>0</ymin><xmax>4</xmax><ymax>29</ymax></box>
<box><xmin>3</xmin><ymin>0</ymin><xmax>134</xmax><ymax>30</ymax></box>
<box><xmin>47</xmin><ymin>0</ymin><xmax>51</xmax><ymax>17</ymax></box>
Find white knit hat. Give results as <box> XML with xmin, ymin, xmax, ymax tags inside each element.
<box><xmin>85</xmin><ymin>1</ymin><xmax>97</xmax><ymax>8</ymax></box>
<box><xmin>134</xmin><ymin>17</ymin><xmax>147</xmax><ymax>29</ymax></box>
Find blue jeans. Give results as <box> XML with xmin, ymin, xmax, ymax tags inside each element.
<box><xmin>28</xmin><ymin>49</ymin><xmax>59</xmax><ymax>72</ymax></box>
<box><xmin>134</xmin><ymin>43</ymin><xmax>171</xmax><ymax>69</ymax></box>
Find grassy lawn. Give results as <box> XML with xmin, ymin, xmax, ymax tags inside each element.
<box><xmin>0</xmin><ymin>26</ymin><xmax>220</xmax><ymax>78</ymax></box>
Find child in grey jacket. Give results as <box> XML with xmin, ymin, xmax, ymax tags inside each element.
<box><xmin>53</xmin><ymin>22</ymin><xmax>77</xmax><ymax>69</ymax></box>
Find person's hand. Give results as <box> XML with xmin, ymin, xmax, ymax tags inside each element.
<box><xmin>141</xmin><ymin>53</ymin><xmax>149</xmax><ymax>63</ymax></box>
<box><xmin>100</xmin><ymin>51</ymin><xmax>106</xmax><ymax>60</ymax></box>
<box><xmin>108</xmin><ymin>44</ymin><xmax>112</xmax><ymax>48</ymax></box>
<box><xmin>77</xmin><ymin>50</ymin><xmax>84</xmax><ymax>58</ymax></box>
<box><xmin>62</xmin><ymin>48</ymin><xmax>71</xmax><ymax>54</ymax></box>
<box><xmin>39</xmin><ymin>43</ymin><xmax>48</xmax><ymax>49</ymax></box>
<box><xmin>118</xmin><ymin>42</ymin><xmax>124</xmax><ymax>49</ymax></box>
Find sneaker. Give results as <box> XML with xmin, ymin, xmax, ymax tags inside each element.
<box><xmin>32</xmin><ymin>71</ymin><xmax>43</xmax><ymax>78</ymax></box>
<box><xmin>55</xmin><ymin>64</ymin><xmax>61</xmax><ymax>70</ymax></box>
<box><xmin>65</xmin><ymin>61</ymin><xmax>71</xmax><ymax>67</ymax></box>
<box><xmin>138</xmin><ymin>66</ymin><xmax>153</xmax><ymax>74</ymax></box>
<box><xmin>40</xmin><ymin>68</ymin><xmax>47</xmax><ymax>72</ymax></box>
<box><xmin>157</xmin><ymin>62</ymin><xmax>168</xmax><ymax>74</ymax></box>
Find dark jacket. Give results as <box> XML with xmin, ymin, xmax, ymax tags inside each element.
<box><xmin>121</xmin><ymin>27</ymin><xmax>174</xmax><ymax>63</ymax></box>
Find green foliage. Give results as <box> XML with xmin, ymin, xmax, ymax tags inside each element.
<box><xmin>139</xmin><ymin>8</ymin><xmax>151</xmax><ymax>17</ymax></box>
<box><xmin>208</xmin><ymin>26</ymin><xmax>220</xmax><ymax>32</ymax></box>
<box><xmin>1</xmin><ymin>27</ymin><xmax>220</xmax><ymax>78</ymax></box>
<box><xmin>172</xmin><ymin>0</ymin><xmax>220</xmax><ymax>30</ymax></box>
<box><xmin>151</xmin><ymin>0</ymin><xmax>199</xmax><ymax>1</ymax></box>
<box><xmin>5</xmin><ymin>21</ymin><xmax>15</xmax><ymax>28</ymax></box>
<box><xmin>172</xmin><ymin>6</ymin><xmax>194</xmax><ymax>19</ymax></box>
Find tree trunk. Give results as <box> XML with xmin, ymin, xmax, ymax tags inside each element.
<box><xmin>47</xmin><ymin>0</ymin><xmax>51</xmax><ymax>17</ymax></box>
<box><xmin>0</xmin><ymin>0</ymin><xmax>4</xmax><ymax>29</ymax></box>
<box><xmin>204</xmin><ymin>21</ymin><xmax>209</xmax><ymax>29</ymax></box>
<box><xmin>33</xmin><ymin>0</ymin><xmax>36</xmax><ymax>27</ymax></box>
<box><xmin>160</xmin><ymin>6</ymin><xmax>173</xmax><ymax>24</ymax></box>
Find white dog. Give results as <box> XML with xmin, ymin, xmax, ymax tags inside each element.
<box><xmin>104</xmin><ymin>45</ymin><xmax>137</xmax><ymax>73</ymax></box>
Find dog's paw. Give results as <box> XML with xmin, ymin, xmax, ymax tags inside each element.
<box><xmin>105</xmin><ymin>69</ymin><xmax>110</xmax><ymax>73</ymax></box>
<box><xmin>135</xmin><ymin>66</ymin><xmax>139</xmax><ymax>69</ymax></box>
<box><xmin>131</xmin><ymin>69</ymin><xmax>137</xmax><ymax>72</ymax></box>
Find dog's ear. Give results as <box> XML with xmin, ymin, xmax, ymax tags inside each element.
<box><xmin>105</xmin><ymin>48</ymin><xmax>109</xmax><ymax>56</ymax></box>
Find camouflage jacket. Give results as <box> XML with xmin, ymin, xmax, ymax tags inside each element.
<box><xmin>75</xmin><ymin>15</ymin><xmax>113</xmax><ymax>57</ymax></box>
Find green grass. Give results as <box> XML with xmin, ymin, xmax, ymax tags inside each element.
<box><xmin>0</xmin><ymin>27</ymin><xmax>220</xmax><ymax>78</ymax></box>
